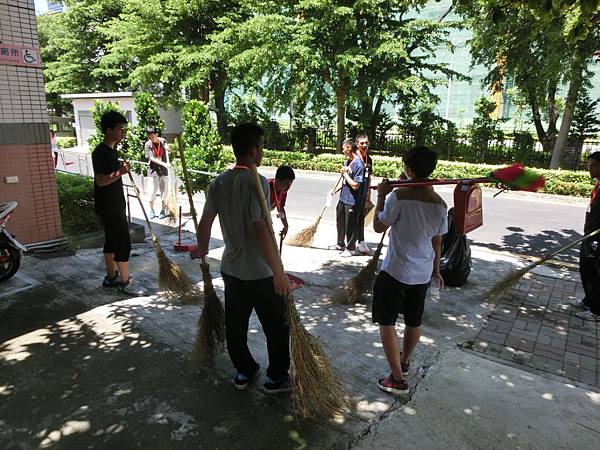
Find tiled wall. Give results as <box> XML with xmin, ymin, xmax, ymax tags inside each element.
<box><xmin>0</xmin><ymin>0</ymin><xmax>62</xmax><ymax>244</ymax></box>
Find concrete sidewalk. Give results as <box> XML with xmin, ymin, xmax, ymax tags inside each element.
<box><xmin>1</xmin><ymin>211</ymin><xmax>599</xmax><ymax>449</ymax></box>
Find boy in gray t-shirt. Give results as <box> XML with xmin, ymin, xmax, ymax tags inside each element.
<box><xmin>192</xmin><ymin>123</ymin><xmax>292</xmax><ymax>394</ymax></box>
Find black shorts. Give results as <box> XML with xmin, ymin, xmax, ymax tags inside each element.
<box><xmin>372</xmin><ymin>271</ymin><xmax>429</xmax><ymax>327</ymax></box>
<box><xmin>97</xmin><ymin>208</ymin><xmax>131</xmax><ymax>262</ymax></box>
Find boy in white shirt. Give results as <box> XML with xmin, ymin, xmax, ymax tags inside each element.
<box><xmin>372</xmin><ymin>146</ymin><xmax>447</xmax><ymax>395</ymax></box>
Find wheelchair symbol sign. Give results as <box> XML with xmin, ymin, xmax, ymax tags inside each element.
<box><xmin>23</xmin><ymin>49</ymin><xmax>39</xmax><ymax>65</ymax></box>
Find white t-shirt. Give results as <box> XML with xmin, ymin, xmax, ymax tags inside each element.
<box><xmin>378</xmin><ymin>187</ymin><xmax>448</xmax><ymax>285</ymax></box>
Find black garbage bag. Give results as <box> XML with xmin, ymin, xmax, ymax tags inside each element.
<box><xmin>440</xmin><ymin>207</ymin><xmax>472</xmax><ymax>287</ymax></box>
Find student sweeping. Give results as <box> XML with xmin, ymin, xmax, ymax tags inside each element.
<box><xmin>144</xmin><ymin>127</ymin><xmax>171</xmax><ymax>219</ymax></box>
<box><xmin>355</xmin><ymin>133</ymin><xmax>373</xmax><ymax>254</ymax></box>
<box><xmin>329</xmin><ymin>138</ymin><xmax>366</xmax><ymax>257</ymax></box>
<box><xmin>91</xmin><ymin>111</ymin><xmax>136</xmax><ymax>294</ymax></box>
<box><xmin>192</xmin><ymin>123</ymin><xmax>292</xmax><ymax>393</ymax></box>
<box><xmin>372</xmin><ymin>146</ymin><xmax>447</xmax><ymax>395</ymax></box>
<box><xmin>268</xmin><ymin>165</ymin><xmax>295</xmax><ymax>240</ymax></box>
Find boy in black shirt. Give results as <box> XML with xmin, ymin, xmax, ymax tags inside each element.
<box><xmin>573</xmin><ymin>151</ymin><xmax>600</xmax><ymax>321</ymax></box>
<box><xmin>91</xmin><ymin>111</ymin><xmax>134</xmax><ymax>294</ymax></box>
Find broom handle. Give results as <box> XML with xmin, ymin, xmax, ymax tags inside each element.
<box><xmin>126</xmin><ymin>171</ymin><xmax>155</xmax><ymax>236</ymax></box>
<box><xmin>518</xmin><ymin>227</ymin><xmax>600</xmax><ymax>272</ymax></box>
<box><xmin>176</xmin><ymin>136</ymin><xmax>200</xmax><ymax>236</ymax></box>
<box><xmin>313</xmin><ymin>174</ymin><xmax>345</xmax><ymax>219</ymax></box>
<box><xmin>369</xmin><ymin>177</ymin><xmax>491</xmax><ymax>189</ymax></box>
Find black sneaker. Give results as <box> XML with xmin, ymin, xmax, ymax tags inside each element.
<box><xmin>102</xmin><ymin>273</ymin><xmax>120</xmax><ymax>288</ymax></box>
<box><xmin>377</xmin><ymin>374</ymin><xmax>409</xmax><ymax>395</ymax></box>
<box><xmin>233</xmin><ymin>365</ymin><xmax>260</xmax><ymax>390</ymax></box>
<box><xmin>263</xmin><ymin>375</ymin><xmax>292</xmax><ymax>395</ymax></box>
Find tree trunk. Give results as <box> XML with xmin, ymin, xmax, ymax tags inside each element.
<box><xmin>336</xmin><ymin>88</ymin><xmax>346</xmax><ymax>150</ymax></box>
<box><xmin>549</xmin><ymin>68</ymin><xmax>583</xmax><ymax>169</ymax></box>
<box><xmin>213</xmin><ymin>84</ymin><xmax>228</xmax><ymax>140</ymax></box>
<box><xmin>547</xmin><ymin>84</ymin><xmax>559</xmax><ymax>136</ymax></box>
<box><xmin>370</xmin><ymin>95</ymin><xmax>385</xmax><ymax>143</ymax></box>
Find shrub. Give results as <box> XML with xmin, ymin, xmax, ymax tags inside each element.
<box><xmin>56</xmin><ymin>172</ymin><xmax>100</xmax><ymax>235</ymax></box>
<box><xmin>182</xmin><ymin>100</ymin><xmax>228</xmax><ymax>192</ymax></box>
<box><xmin>125</xmin><ymin>93</ymin><xmax>166</xmax><ymax>174</ymax></box>
<box><xmin>87</xmin><ymin>100</ymin><xmax>131</xmax><ymax>155</ymax></box>
<box><xmin>56</xmin><ymin>136</ymin><xmax>76</xmax><ymax>149</ymax></box>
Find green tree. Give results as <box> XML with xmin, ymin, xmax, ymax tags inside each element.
<box><xmin>182</xmin><ymin>100</ymin><xmax>228</xmax><ymax>192</ymax></box>
<box><xmin>457</xmin><ymin>0</ymin><xmax>600</xmax><ymax>168</ymax></box>
<box><xmin>468</xmin><ymin>96</ymin><xmax>504</xmax><ymax>162</ymax></box>
<box><xmin>214</xmin><ymin>0</ymin><xmax>460</xmax><ymax>150</ymax></box>
<box><xmin>37</xmin><ymin>1</ymin><xmax>126</xmax><ymax>98</ymax></box>
<box><xmin>100</xmin><ymin>0</ymin><xmax>238</xmax><ymax>138</ymax></box>
<box><xmin>571</xmin><ymin>89</ymin><xmax>600</xmax><ymax>140</ymax></box>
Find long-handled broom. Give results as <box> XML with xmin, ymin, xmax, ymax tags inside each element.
<box><xmin>125</xmin><ymin>170</ymin><xmax>195</xmax><ymax>299</ymax></box>
<box><xmin>332</xmin><ymin>231</ymin><xmax>387</xmax><ymax>304</ymax></box>
<box><xmin>249</xmin><ymin>165</ymin><xmax>347</xmax><ymax>420</ymax></box>
<box><xmin>287</xmin><ymin>174</ymin><xmax>344</xmax><ymax>248</ymax></box>
<box><xmin>487</xmin><ymin>227</ymin><xmax>600</xmax><ymax>301</ymax></box>
<box><xmin>165</xmin><ymin>162</ymin><xmax>179</xmax><ymax>224</ymax></box>
<box><xmin>177</xmin><ymin>136</ymin><xmax>225</xmax><ymax>363</ymax></box>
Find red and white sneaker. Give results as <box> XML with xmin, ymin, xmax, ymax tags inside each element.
<box><xmin>377</xmin><ymin>374</ymin><xmax>409</xmax><ymax>395</ymax></box>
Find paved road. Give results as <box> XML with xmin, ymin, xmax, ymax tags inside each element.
<box><xmin>57</xmin><ymin>150</ymin><xmax>588</xmax><ymax>263</ymax></box>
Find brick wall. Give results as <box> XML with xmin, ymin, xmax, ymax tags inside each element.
<box><xmin>0</xmin><ymin>0</ymin><xmax>62</xmax><ymax>245</ymax></box>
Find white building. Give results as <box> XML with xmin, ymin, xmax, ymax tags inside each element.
<box><xmin>60</xmin><ymin>92</ymin><xmax>183</xmax><ymax>149</ymax></box>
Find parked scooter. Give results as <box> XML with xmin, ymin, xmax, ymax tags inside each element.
<box><xmin>0</xmin><ymin>202</ymin><xmax>27</xmax><ymax>282</ymax></box>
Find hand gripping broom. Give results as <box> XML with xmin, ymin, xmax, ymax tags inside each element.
<box><xmin>125</xmin><ymin>169</ymin><xmax>195</xmax><ymax>300</ymax></box>
<box><xmin>176</xmin><ymin>136</ymin><xmax>225</xmax><ymax>363</ymax></box>
<box><xmin>287</xmin><ymin>174</ymin><xmax>344</xmax><ymax>248</ymax></box>
<box><xmin>332</xmin><ymin>231</ymin><xmax>387</xmax><ymax>304</ymax></box>
<box><xmin>249</xmin><ymin>165</ymin><xmax>348</xmax><ymax>420</ymax></box>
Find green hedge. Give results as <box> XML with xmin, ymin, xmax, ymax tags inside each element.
<box><xmin>222</xmin><ymin>148</ymin><xmax>594</xmax><ymax>197</ymax></box>
<box><xmin>56</xmin><ymin>136</ymin><xmax>76</xmax><ymax>149</ymax></box>
<box><xmin>56</xmin><ymin>172</ymin><xmax>100</xmax><ymax>235</ymax></box>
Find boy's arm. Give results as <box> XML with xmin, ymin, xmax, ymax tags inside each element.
<box><xmin>95</xmin><ymin>161</ymin><xmax>130</xmax><ymax>187</ymax></box>
<box><xmin>373</xmin><ymin>179</ymin><xmax>392</xmax><ymax>233</ymax></box>
<box><xmin>193</xmin><ymin>208</ymin><xmax>217</xmax><ymax>257</ymax></box>
<box><xmin>431</xmin><ymin>235</ymin><xmax>444</xmax><ymax>287</ymax></box>
<box><xmin>341</xmin><ymin>167</ymin><xmax>360</xmax><ymax>190</ymax></box>
<box><xmin>279</xmin><ymin>209</ymin><xmax>289</xmax><ymax>239</ymax></box>
<box><xmin>253</xmin><ymin>220</ymin><xmax>291</xmax><ymax>296</ymax></box>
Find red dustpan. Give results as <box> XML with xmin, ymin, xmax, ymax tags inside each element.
<box><xmin>279</xmin><ymin>236</ymin><xmax>304</xmax><ymax>290</ymax></box>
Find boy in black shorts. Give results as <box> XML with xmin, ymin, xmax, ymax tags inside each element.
<box><xmin>92</xmin><ymin>110</ymin><xmax>135</xmax><ymax>294</ymax></box>
<box><xmin>372</xmin><ymin>146</ymin><xmax>447</xmax><ymax>394</ymax></box>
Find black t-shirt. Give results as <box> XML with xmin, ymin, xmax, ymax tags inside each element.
<box><xmin>92</xmin><ymin>143</ymin><xmax>125</xmax><ymax>212</ymax></box>
<box><xmin>584</xmin><ymin>182</ymin><xmax>600</xmax><ymax>235</ymax></box>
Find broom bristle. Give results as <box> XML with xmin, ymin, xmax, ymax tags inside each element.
<box><xmin>154</xmin><ymin>239</ymin><xmax>195</xmax><ymax>299</ymax></box>
<box><xmin>165</xmin><ymin>192</ymin><xmax>179</xmax><ymax>224</ymax></box>
<box><xmin>486</xmin><ymin>263</ymin><xmax>536</xmax><ymax>301</ymax></box>
<box><xmin>189</xmin><ymin>263</ymin><xmax>225</xmax><ymax>365</ymax></box>
<box><xmin>287</xmin><ymin>218</ymin><xmax>320</xmax><ymax>248</ymax></box>
<box><xmin>287</xmin><ymin>297</ymin><xmax>348</xmax><ymax>419</ymax></box>
<box><xmin>332</xmin><ymin>240</ymin><xmax>385</xmax><ymax>304</ymax></box>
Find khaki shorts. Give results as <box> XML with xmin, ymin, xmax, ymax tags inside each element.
<box><xmin>151</xmin><ymin>175</ymin><xmax>168</xmax><ymax>202</ymax></box>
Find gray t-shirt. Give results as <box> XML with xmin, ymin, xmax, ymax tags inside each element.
<box><xmin>204</xmin><ymin>169</ymin><xmax>272</xmax><ymax>280</ymax></box>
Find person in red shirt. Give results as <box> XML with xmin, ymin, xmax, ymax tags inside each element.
<box><xmin>573</xmin><ymin>151</ymin><xmax>600</xmax><ymax>321</ymax></box>
<box><xmin>268</xmin><ymin>166</ymin><xmax>295</xmax><ymax>240</ymax></box>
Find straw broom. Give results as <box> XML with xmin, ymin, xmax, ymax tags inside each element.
<box><xmin>332</xmin><ymin>231</ymin><xmax>386</xmax><ymax>304</ymax></box>
<box><xmin>125</xmin><ymin>170</ymin><xmax>195</xmax><ymax>300</ymax></box>
<box><xmin>287</xmin><ymin>174</ymin><xmax>343</xmax><ymax>248</ymax></box>
<box><xmin>487</xmin><ymin>227</ymin><xmax>600</xmax><ymax>301</ymax></box>
<box><xmin>165</xmin><ymin>167</ymin><xmax>179</xmax><ymax>224</ymax></box>
<box><xmin>249</xmin><ymin>165</ymin><xmax>347</xmax><ymax>420</ymax></box>
<box><xmin>177</xmin><ymin>136</ymin><xmax>225</xmax><ymax>363</ymax></box>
